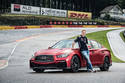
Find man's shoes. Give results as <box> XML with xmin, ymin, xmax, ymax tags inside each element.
<box><xmin>87</xmin><ymin>69</ymin><xmax>96</xmax><ymax>73</ymax></box>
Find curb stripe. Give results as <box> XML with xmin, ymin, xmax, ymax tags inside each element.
<box><xmin>27</xmin><ymin>26</ymin><xmax>40</xmax><ymax>29</ymax></box>
<box><xmin>0</xmin><ymin>26</ymin><xmax>15</xmax><ymax>30</ymax></box>
<box><xmin>68</xmin><ymin>25</ymin><xmax>83</xmax><ymax>27</ymax></box>
<box><xmin>14</xmin><ymin>26</ymin><xmax>28</xmax><ymax>29</ymax></box>
<box><xmin>97</xmin><ymin>25</ymin><xmax>109</xmax><ymax>27</ymax></box>
<box><xmin>0</xmin><ymin>25</ymin><xmax>124</xmax><ymax>30</ymax></box>
<box><xmin>40</xmin><ymin>25</ymin><xmax>52</xmax><ymax>28</ymax></box>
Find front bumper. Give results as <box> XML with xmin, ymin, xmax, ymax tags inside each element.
<box><xmin>30</xmin><ymin>60</ymin><xmax>68</xmax><ymax>69</ymax></box>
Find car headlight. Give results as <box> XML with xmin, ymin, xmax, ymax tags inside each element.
<box><xmin>31</xmin><ymin>55</ymin><xmax>36</xmax><ymax>59</ymax></box>
<box><xmin>56</xmin><ymin>49</ymin><xmax>73</xmax><ymax>58</ymax></box>
<box><xmin>56</xmin><ymin>54</ymin><xmax>69</xmax><ymax>58</ymax></box>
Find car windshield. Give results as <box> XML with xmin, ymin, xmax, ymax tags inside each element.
<box><xmin>51</xmin><ymin>40</ymin><xmax>91</xmax><ymax>49</ymax></box>
<box><xmin>51</xmin><ymin>40</ymin><xmax>74</xmax><ymax>49</ymax></box>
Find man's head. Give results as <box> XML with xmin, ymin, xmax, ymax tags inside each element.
<box><xmin>81</xmin><ymin>30</ymin><xmax>86</xmax><ymax>36</ymax></box>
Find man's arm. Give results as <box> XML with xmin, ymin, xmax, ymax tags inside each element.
<box><xmin>86</xmin><ymin>37</ymin><xmax>88</xmax><ymax>44</ymax></box>
<box><xmin>72</xmin><ymin>42</ymin><xmax>75</xmax><ymax>49</ymax></box>
<box><xmin>72</xmin><ymin>37</ymin><xmax>78</xmax><ymax>49</ymax></box>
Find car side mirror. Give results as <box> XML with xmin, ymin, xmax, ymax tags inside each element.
<box><xmin>48</xmin><ymin>47</ymin><xmax>52</xmax><ymax>49</ymax></box>
<box><xmin>88</xmin><ymin>46</ymin><xmax>92</xmax><ymax>49</ymax></box>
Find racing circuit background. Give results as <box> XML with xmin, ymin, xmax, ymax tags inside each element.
<box><xmin>0</xmin><ymin>28</ymin><xmax>125</xmax><ymax>83</ymax></box>
<box><xmin>0</xmin><ymin>0</ymin><xmax>125</xmax><ymax>83</ymax></box>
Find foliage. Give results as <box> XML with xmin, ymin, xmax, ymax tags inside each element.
<box><xmin>42</xmin><ymin>0</ymin><xmax>125</xmax><ymax>17</ymax></box>
<box><xmin>1</xmin><ymin>0</ymin><xmax>125</xmax><ymax>18</ymax></box>
<box><xmin>103</xmin><ymin>14</ymin><xmax>111</xmax><ymax>20</ymax></box>
<box><xmin>120</xmin><ymin>31</ymin><xmax>125</xmax><ymax>42</ymax></box>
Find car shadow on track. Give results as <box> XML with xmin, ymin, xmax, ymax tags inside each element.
<box><xmin>28</xmin><ymin>69</ymin><xmax>108</xmax><ymax>74</ymax></box>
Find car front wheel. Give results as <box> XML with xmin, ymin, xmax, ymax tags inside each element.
<box><xmin>33</xmin><ymin>69</ymin><xmax>45</xmax><ymax>73</ymax></box>
<box><xmin>70</xmin><ymin>55</ymin><xmax>80</xmax><ymax>72</ymax></box>
<box><xmin>100</xmin><ymin>57</ymin><xmax>110</xmax><ymax>71</ymax></box>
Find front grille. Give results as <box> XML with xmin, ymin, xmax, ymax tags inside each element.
<box><xmin>35</xmin><ymin>55</ymin><xmax>54</xmax><ymax>62</ymax></box>
<box><xmin>30</xmin><ymin>61</ymin><xmax>67</xmax><ymax>69</ymax></box>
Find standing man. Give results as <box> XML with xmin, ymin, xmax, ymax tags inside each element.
<box><xmin>72</xmin><ymin>30</ymin><xmax>95</xmax><ymax>72</ymax></box>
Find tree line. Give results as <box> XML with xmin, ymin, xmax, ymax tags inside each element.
<box><xmin>0</xmin><ymin>0</ymin><xmax>125</xmax><ymax>17</ymax></box>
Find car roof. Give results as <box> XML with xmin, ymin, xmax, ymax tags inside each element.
<box><xmin>60</xmin><ymin>39</ymin><xmax>91</xmax><ymax>41</ymax></box>
<box><xmin>61</xmin><ymin>39</ymin><xmax>100</xmax><ymax>45</ymax></box>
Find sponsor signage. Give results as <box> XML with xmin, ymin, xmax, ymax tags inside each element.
<box><xmin>11</xmin><ymin>4</ymin><xmax>40</xmax><ymax>15</ymax></box>
<box><xmin>68</xmin><ymin>11</ymin><xmax>92</xmax><ymax>20</ymax></box>
<box><xmin>11</xmin><ymin>4</ymin><xmax>92</xmax><ymax>20</ymax></box>
<box><xmin>41</xmin><ymin>8</ymin><xmax>51</xmax><ymax>16</ymax></box>
<box><xmin>41</xmin><ymin>8</ymin><xmax>67</xmax><ymax>17</ymax></box>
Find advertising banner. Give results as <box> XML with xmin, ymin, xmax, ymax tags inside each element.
<box><xmin>59</xmin><ymin>10</ymin><xmax>67</xmax><ymax>17</ymax></box>
<box><xmin>41</xmin><ymin>8</ymin><xmax>51</xmax><ymax>16</ymax></box>
<box><xmin>11</xmin><ymin>4</ymin><xmax>40</xmax><ymax>15</ymax></box>
<box><xmin>68</xmin><ymin>11</ymin><xmax>92</xmax><ymax>20</ymax></box>
<box><xmin>41</xmin><ymin>8</ymin><xmax>67</xmax><ymax>17</ymax></box>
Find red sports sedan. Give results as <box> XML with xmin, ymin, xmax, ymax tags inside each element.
<box><xmin>30</xmin><ymin>39</ymin><xmax>112</xmax><ymax>72</ymax></box>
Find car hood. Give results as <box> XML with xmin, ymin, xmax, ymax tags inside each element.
<box><xmin>35</xmin><ymin>48</ymin><xmax>73</xmax><ymax>56</ymax></box>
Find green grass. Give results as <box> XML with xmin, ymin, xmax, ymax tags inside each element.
<box><xmin>1</xmin><ymin>14</ymin><xmax>91</xmax><ymax>21</ymax></box>
<box><xmin>71</xmin><ymin>29</ymin><xmax>125</xmax><ymax>63</ymax></box>
<box><xmin>120</xmin><ymin>31</ymin><xmax>125</xmax><ymax>42</ymax></box>
<box><xmin>1</xmin><ymin>14</ymin><xmax>125</xmax><ymax>25</ymax></box>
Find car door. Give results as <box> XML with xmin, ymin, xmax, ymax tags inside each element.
<box><xmin>96</xmin><ymin>43</ymin><xmax>106</xmax><ymax>64</ymax></box>
<box><xmin>89</xmin><ymin>40</ymin><xmax>101</xmax><ymax>65</ymax></box>
<box><xmin>73</xmin><ymin>42</ymin><xmax>86</xmax><ymax>67</ymax></box>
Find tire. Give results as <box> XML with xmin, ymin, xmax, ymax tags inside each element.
<box><xmin>70</xmin><ymin>55</ymin><xmax>80</xmax><ymax>72</ymax></box>
<box><xmin>100</xmin><ymin>57</ymin><xmax>110</xmax><ymax>71</ymax></box>
<box><xmin>63</xmin><ymin>69</ymin><xmax>71</xmax><ymax>72</ymax></box>
<box><xmin>33</xmin><ymin>69</ymin><xmax>45</xmax><ymax>73</ymax></box>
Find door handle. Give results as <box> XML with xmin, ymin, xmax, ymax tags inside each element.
<box><xmin>92</xmin><ymin>51</ymin><xmax>95</xmax><ymax>54</ymax></box>
<box><xmin>101</xmin><ymin>51</ymin><xmax>105</xmax><ymax>53</ymax></box>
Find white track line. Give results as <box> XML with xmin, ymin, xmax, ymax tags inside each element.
<box><xmin>0</xmin><ymin>61</ymin><xmax>8</xmax><ymax>70</ymax></box>
<box><xmin>7</xmin><ymin>42</ymin><xmax>20</xmax><ymax>61</ymax></box>
<box><xmin>0</xmin><ymin>42</ymin><xmax>19</xmax><ymax>70</ymax></box>
<box><xmin>107</xmin><ymin>29</ymin><xmax>125</xmax><ymax>61</ymax></box>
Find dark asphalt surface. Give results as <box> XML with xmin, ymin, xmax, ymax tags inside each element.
<box><xmin>0</xmin><ymin>28</ymin><xmax>73</xmax><ymax>45</ymax></box>
<box><xmin>0</xmin><ymin>28</ymin><xmax>125</xmax><ymax>83</ymax></box>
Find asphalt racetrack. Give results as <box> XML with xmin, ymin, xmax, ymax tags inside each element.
<box><xmin>0</xmin><ymin>28</ymin><xmax>125</xmax><ymax>83</ymax></box>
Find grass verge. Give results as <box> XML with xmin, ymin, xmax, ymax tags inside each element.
<box><xmin>120</xmin><ymin>31</ymin><xmax>125</xmax><ymax>42</ymax></box>
<box><xmin>71</xmin><ymin>29</ymin><xmax>125</xmax><ymax>63</ymax></box>
<box><xmin>1</xmin><ymin>14</ymin><xmax>124</xmax><ymax>25</ymax></box>
<box><xmin>1</xmin><ymin>14</ymin><xmax>91</xmax><ymax>21</ymax></box>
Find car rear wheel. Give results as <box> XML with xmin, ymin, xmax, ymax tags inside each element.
<box><xmin>100</xmin><ymin>57</ymin><xmax>110</xmax><ymax>71</ymax></box>
<box><xmin>70</xmin><ymin>55</ymin><xmax>80</xmax><ymax>72</ymax></box>
<box><xmin>33</xmin><ymin>69</ymin><xmax>45</xmax><ymax>73</ymax></box>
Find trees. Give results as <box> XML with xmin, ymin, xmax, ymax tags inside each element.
<box><xmin>0</xmin><ymin>0</ymin><xmax>124</xmax><ymax>17</ymax></box>
<box><xmin>119</xmin><ymin>0</ymin><xmax>125</xmax><ymax>9</ymax></box>
<box><xmin>92</xmin><ymin>0</ymin><xmax>125</xmax><ymax>17</ymax></box>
